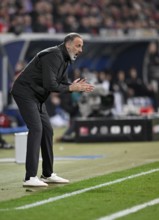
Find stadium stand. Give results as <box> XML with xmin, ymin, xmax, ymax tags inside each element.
<box><xmin>0</xmin><ymin>0</ymin><xmax>159</xmax><ymax>35</ymax></box>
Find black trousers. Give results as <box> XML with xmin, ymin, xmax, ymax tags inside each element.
<box><xmin>13</xmin><ymin>95</ymin><xmax>53</xmax><ymax>180</ymax></box>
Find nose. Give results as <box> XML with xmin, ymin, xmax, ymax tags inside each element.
<box><xmin>79</xmin><ymin>47</ymin><xmax>82</xmax><ymax>53</ymax></box>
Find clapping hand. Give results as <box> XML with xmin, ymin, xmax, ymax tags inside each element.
<box><xmin>69</xmin><ymin>78</ymin><xmax>94</xmax><ymax>92</ymax></box>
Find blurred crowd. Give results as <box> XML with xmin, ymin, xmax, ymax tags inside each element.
<box><xmin>0</xmin><ymin>0</ymin><xmax>159</xmax><ymax>35</ymax></box>
<box><xmin>45</xmin><ymin>66</ymin><xmax>158</xmax><ymax>124</ymax></box>
<box><xmin>40</xmin><ymin>65</ymin><xmax>158</xmax><ymax>141</ymax></box>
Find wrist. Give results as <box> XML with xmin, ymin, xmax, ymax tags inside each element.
<box><xmin>69</xmin><ymin>84</ymin><xmax>74</xmax><ymax>92</ymax></box>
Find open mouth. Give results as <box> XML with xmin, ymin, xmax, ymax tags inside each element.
<box><xmin>74</xmin><ymin>53</ymin><xmax>78</xmax><ymax>59</ymax></box>
<box><xmin>70</xmin><ymin>52</ymin><xmax>81</xmax><ymax>61</ymax></box>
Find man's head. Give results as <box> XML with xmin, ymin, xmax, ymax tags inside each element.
<box><xmin>64</xmin><ymin>33</ymin><xmax>83</xmax><ymax>61</ymax></box>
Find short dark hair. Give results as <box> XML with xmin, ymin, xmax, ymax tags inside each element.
<box><xmin>64</xmin><ymin>33</ymin><xmax>82</xmax><ymax>44</ymax></box>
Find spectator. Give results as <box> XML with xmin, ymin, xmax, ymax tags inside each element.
<box><xmin>63</xmin><ymin>15</ymin><xmax>78</xmax><ymax>33</ymax></box>
<box><xmin>46</xmin><ymin>93</ymin><xmax>70</xmax><ymax>128</ymax></box>
<box><xmin>126</xmin><ymin>66</ymin><xmax>156</xmax><ymax>112</ymax></box>
<box><xmin>55</xmin><ymin>68</ymin><xmax>83</xmax><ymax>142</ymax></box>
<box><xmin>0</xmin><ymin>134</ymin><xmax>14</xmax><ymax>149</ymax></box>
<box><xmin>23</xmin><ymin>14</ymin><xmax>33</xmax><ymax>33</ymax></box>
<box><xmin>143</xmin><ymin>41</ymin><xmax>159</xmax><ymax>109</ymax></box>
<box><xmin>77</xmin><ymin>16</ymin><xmax>90</xmax><ymax>33</ymax></box>
<box><xmin>113</xmin><ymin>70</ymin><xmax>128</xmax><ymax>104</ymax></box>
<box><xmin>8</xmin><ymin>15</ymin><xmax>25</xmax><ymax>35</ymax></box>
<box><xmin>33</xmin><ymin>14</ymin><xmax>48</xmax><ymax>33</ymax></box>
<box><xmin>126</xmin><ymin>67</ymin><xmax>145</xmax><ymax>97</ymax></box>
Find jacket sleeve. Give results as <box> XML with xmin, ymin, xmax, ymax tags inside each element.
<box><xmin>60</xmin><ymin>72</ymin><xmax>72</xmax><ymax>86</ymax></box>
<box><xmin>41</xmin><ymin>53</ymin><xmax>70</xmax><ymax>93</ymax></box>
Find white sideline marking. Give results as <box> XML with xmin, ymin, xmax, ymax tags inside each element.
<box><xmin>0</xmin><ymin>158</ymin><xmax>15</xmax><ymax>162</ymax></box>
<box><xmin>0</xmin><ymin>168</ymin><xmax>159</xmax><ymax>211</ymax></box>
<box><xmin>97</xmin><ymin>198</ymin><xmax>159</xmax><ymax>220</ymax></box>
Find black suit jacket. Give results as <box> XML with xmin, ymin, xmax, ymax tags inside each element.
<box><xmin>11</xmin><ymin>43</ymin><xmax>71</xmax><ymax>103</ymax></box>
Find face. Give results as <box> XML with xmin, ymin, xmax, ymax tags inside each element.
<box><xmin>66</xmin><ymin>37</ymin><xmax>83</xmax><ymax>61</ymax></box>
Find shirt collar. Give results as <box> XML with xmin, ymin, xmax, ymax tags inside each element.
<box><xmin>58</xmin><ymin>43</ymin><xmax>72</xmax><ymax>63</ymax></box>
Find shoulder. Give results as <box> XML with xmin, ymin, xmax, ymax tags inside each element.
<box><xmin>37</xmin><ymin>46</ymin><xmax>63</xmax><ymax>60</ymax></box>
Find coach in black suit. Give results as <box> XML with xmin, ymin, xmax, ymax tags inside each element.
<box><xmin>11</xmin><ymin>33</ymin><xmax>94</xmax><ymax>187</ymax></box>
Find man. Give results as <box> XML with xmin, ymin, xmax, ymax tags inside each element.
<box><xmin>11</xmin><ymin>33</ymin><xmax>94</xmax><ymax>187</ymax></box>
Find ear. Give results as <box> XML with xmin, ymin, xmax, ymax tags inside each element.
<box><xmin>65</xmin><ymin>41</ymin><xmax>71</xmax><ymax>50</ymax></box>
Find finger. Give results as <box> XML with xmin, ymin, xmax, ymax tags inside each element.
<box><xmin>80</xmin><ymin>78</ymin><xmax>87</xmax><ymax>83</ymax></box>
<box><xmin>87</xmin><ymin>87</ymin><xmax>94</xmax><ymax>92</ymax></box>
<box><xmin>73</xmin><ymin>78</ymin><xmax>81</xmax><ymax>83</ymax></box>
<box><xmin>82</xmin><ymin>85</ymin><xmax>94</xmax><ymax>92</ymax></box>
<box><xmin>78</xmin><ymin>79</ymin><xmax>86</xmax><ymax>84</ymax></box>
